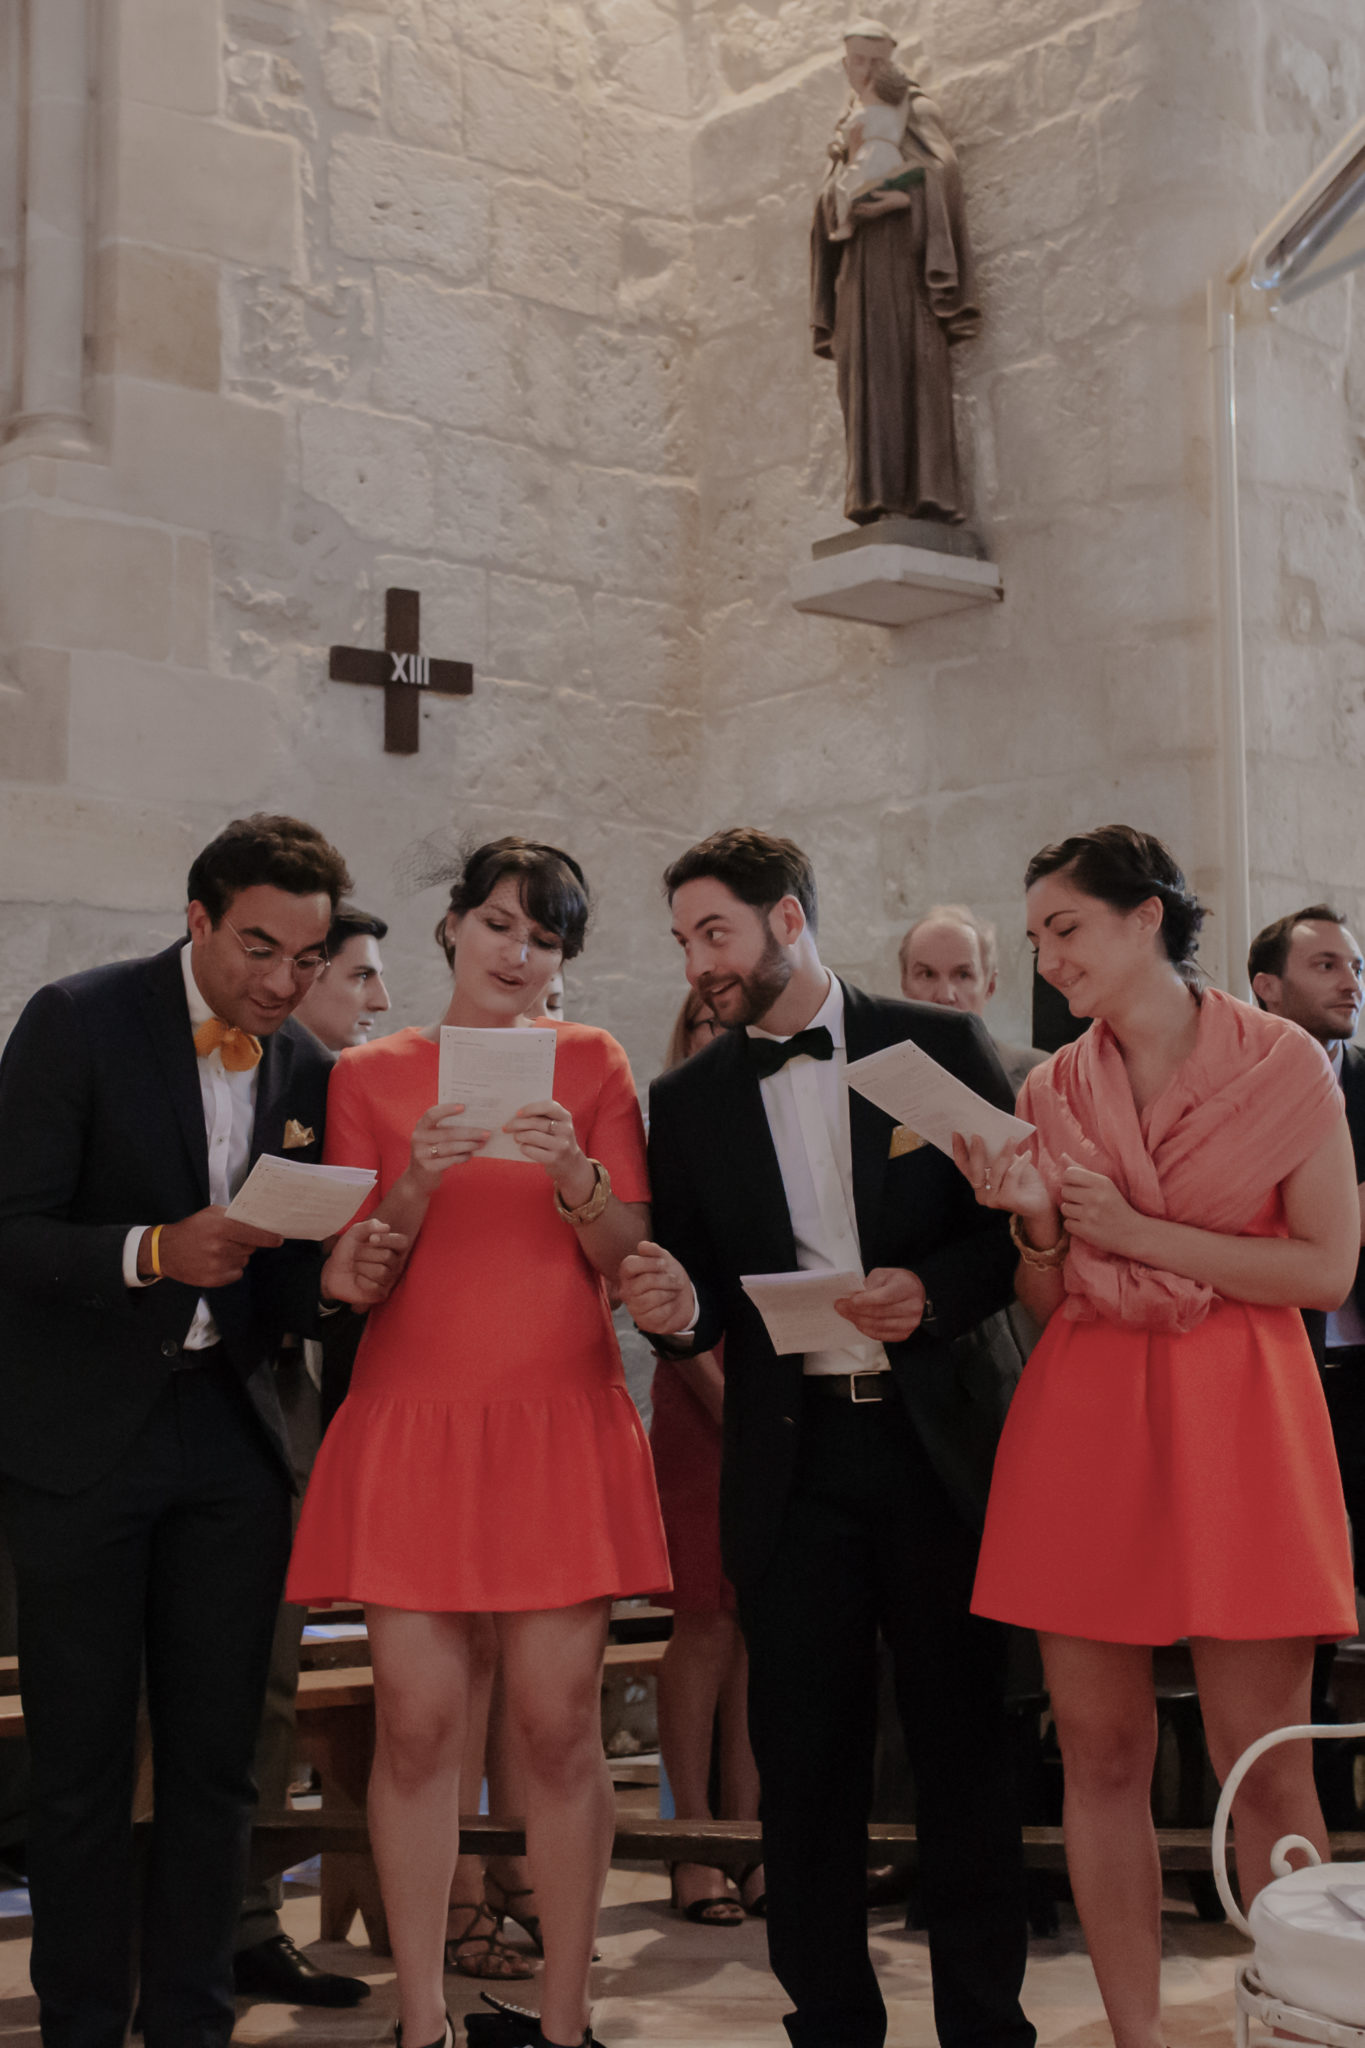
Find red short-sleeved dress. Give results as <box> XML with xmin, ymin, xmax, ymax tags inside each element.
<box><xmin>286</xmin><ymin>1022</ymin><xmax>671</xmax><ymax>1613</ymax></box>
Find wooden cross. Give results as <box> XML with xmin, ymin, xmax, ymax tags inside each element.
<box><xmin>329</xmin><ymin>588</ymin><xmax>473</xmax><ymax>755</ymax></box>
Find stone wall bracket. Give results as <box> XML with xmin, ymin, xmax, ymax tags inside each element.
<box><xmin>789</xmin><ymin>535</ymin><xmax>1002</xmax><ymax>628</ymax></box>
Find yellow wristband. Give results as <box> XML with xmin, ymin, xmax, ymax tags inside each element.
<box><xmin>149</xmin><ymin>1224</ymin><xmax>165</xmax><ymax>1280</ymax></box>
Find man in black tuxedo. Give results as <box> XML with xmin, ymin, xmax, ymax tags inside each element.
<box><xmin>620</xmin><ymin>829</ymin><xmax>1033</xmax><ymax>2048</ymax></box>
<box><xmin>0</xmin><ymin>815</ymin><xmax>402</xmax><ymax>2048</ymax></box>
<box><xmin>1250</xmin><ymin>904</ymin><xmax>1365</xmax><ymax>1791</ymax></box>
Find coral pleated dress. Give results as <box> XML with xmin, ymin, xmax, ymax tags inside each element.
<box><xmin>972</xmin><ymin>990</ymin><xmax>1356</xmax><ymax>1646</ymax></box>
<box><xmin>287</xmin><ymin>1022</ymin><xmax>670</xmax><ymax>1613</ymax></box>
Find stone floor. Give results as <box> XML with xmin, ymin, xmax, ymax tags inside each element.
<box><xmin>0</xmin><ymin>1864</ymin><xmax>1251</xmax><ymax>2048</ymax></box>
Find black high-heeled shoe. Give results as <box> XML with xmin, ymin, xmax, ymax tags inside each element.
<box><xmin>395</xmin><ymin>2013</ymin><xmax>455</xmax><ymax>2048</ymax></box>
<box><xmin>464</xmin><ymin>1992</ymin><xmax>603</xmax><ymax>2048</ymax></box>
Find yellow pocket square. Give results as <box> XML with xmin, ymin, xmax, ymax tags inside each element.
<box><xmin>889</xmin><ymin>1125</ymin><xmax>924</xmax><ymax>1159</ymax></box>
<box><xmin>283</xmin><ymin>1120</ymin><xmax>315</xmax><ymax>1150</ymax></box>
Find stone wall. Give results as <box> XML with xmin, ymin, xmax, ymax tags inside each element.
<box><xmin>689</xmin><ymin>0</ymin><xmax>1365</xmax><ymax>1037</ymax></box>
<box><xmin>0</xmin><ymin>0</ymin><xmax>1362</xmax><ymax>1070</ymax></box>
<box><xmin>0</xmin><ymin>0</ymin><xmax>703</xmax><ymax>1073</ymax></box>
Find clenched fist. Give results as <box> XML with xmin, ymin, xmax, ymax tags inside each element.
<box><xmin>618</xmin><ymin>1240</ymin><xmax>696</xmax><ymax>1337</ymax></box>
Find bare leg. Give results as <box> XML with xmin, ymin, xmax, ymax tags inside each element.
<box><xmin>657</xmin><ymin>1610</ymin><xmax>738</xmax><ymax>1909</ymax></box>
<box><xmin>496</xmin><ymin>1602</ymin><xmax>613</xmax><ymax>2047</ymax></box>
<box><xmin>367</xmin><ymin>1606</ymin><xmax>480</xmax><ymax>2048</ymax></box>
<box><xmin>485</xmin><ymin>1664</ymin><xmax>539</xmax><ymax>1943</ymax></box>
<box><xmin>449</xmin><ymin>1617</ymin><xmax>522</xmax><ymax>1965</ymax></box>
<box><xmin>1040</xmin><ymin>1633</ymin><xmax>1162</xmax><ymax>2048</ymax></box>
<box><xmin>716</xmin><ymin>1621</ymin><xmax>763</xmax><ymax>1906</ymax></box>
<box><xmin>1193</xmin><ymin>1636</ymin><xmax>1324</xmax><ymax>1906</ymax></box>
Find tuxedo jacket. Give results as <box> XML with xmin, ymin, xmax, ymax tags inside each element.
<box><xmin>1304</xmin><ymin>1041</ymin><xmax>1365</xmax><ymax>1365</ymax></box>
<box><xmin>0</xmin><ymin>941</ymin><xmax>332</xmax><ymax>1495</ymax></box>
<box><xmin>647</xmin><ymin>982</ymin><xmax>1019</xmax><ymax>1587</ymax></box>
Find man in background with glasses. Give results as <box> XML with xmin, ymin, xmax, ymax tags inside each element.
<box><xmin>0</xmin><ymin>813</ymin><xmax>403</xmax><ymax>2048</ymax></box>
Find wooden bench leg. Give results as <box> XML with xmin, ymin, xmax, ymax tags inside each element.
<box><xmin>297</xmin><ymin>1701</ymin><xmax>391</xmax><ymax>1955</ymax></box>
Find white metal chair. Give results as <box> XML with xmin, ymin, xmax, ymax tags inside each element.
<box><xmin>1212</xmin><ymin>1721</ymin><xmax>1365</xmax><ymax>2047</ymax></box>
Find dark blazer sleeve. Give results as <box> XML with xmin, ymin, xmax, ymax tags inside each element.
<box><xmin>904</xmin><ymin>1014</ymin><xmax>1018</xmax><ymax>1346</ymax></box>
<box><xmin>645</xmin><ymin>1075</ymin><xmax>727</xmax><ymax>1357</ymax></box>
<box><xmin>0</xmin><ymin>982</ymin><xmax>135</xmax><ymax>1311</ymax></box>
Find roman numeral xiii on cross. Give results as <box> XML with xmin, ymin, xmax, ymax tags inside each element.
<box><xmin>329</xmin><ymin>587</ymin><xmax>473</xmax><ymax>754</ymax></box>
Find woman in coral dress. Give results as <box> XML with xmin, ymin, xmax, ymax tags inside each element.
<box><xmin>954</xmin><ymin>825</ymin><xmax>1358</xmax><ymax>2048</ymax></box>
<box><xmin>288</xmin><ymin>838</ymin><xmax>669</xmax><ymax>2048</ymax></box>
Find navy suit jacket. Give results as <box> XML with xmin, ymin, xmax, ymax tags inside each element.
<box><xmin>646</xmin><ymin>981</ymin><xmax>1019</xmax><ymax>1587</ymax></box>
<box><xmin>0</xmin><ymin>941</ymin><xmax>332</xmax><ymax>1495</ymax></box>
<box><xmin>1303</xmin><ymin>1041</ymin><xmax>1365</xmax><ymax>1365</ymax></box>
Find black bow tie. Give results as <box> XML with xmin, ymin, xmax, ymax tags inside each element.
<box><xmin>746</xmin><ymin>1025</ymin><xmax>835</xmax><ymax>1080</ymax></box>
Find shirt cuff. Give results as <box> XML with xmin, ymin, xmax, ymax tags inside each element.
<box><xmin>679</xmin><ymin>1284</ymin><xmax>701</xmax><ymax>1338</ymax></box>
<box><xmin>124</xmin><ymin>1225</ymin><xmax>153</xmax><ymax>1289</ymax></box>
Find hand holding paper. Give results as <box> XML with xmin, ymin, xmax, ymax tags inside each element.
<box><xmin>833</xmin><ymin>1266</ymin><xmax>928</xmax><ymax>1343</ymax></box>
<box><xmin>438</xmin><ymin>1026</ymin><xmax>558</xmax><ymax>1164</ymax></box>
<box><xmin>407</xmin><ymin>1102</ymin><xmax>496</xmax><ymax>1189</ymax></box>
<box><xmin>845</xmin><ymin>1035</ymin><xmax>1033</xmax><ymax>1160</ymax></box>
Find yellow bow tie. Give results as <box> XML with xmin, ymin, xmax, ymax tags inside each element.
<box><xmin>193</xmin><ymin>1016</ymin><xmax>262</xmax><ymax>1073</ymax></box>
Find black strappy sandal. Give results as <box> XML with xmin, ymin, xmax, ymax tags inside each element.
<box><xmin>444</xmin><ymin>1899</ymin><xmax>536</xmax><ymax>1980</ymax></box>
<box><xmin>667</xmin><ymin>1861</ymin><xmax>744</xmax><ymax>1925</ymax></box>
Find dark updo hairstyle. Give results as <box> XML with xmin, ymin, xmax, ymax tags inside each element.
<box><xmin>434</xmin><ymin>837</ymin><xmax>590</xmax><ymax>967</ymax></box>
<box><xmin>1024</xmin><ymin>824</ymin><xmax>1207</xmax><ymax>982</ymax></box>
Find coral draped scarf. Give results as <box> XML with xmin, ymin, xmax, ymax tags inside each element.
<box><xmin>1018</xmin><ymin>987</ymin><xmax>1343</xmax><ymax>1334</ymax></box>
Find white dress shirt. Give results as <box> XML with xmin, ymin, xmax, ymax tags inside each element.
<box><xmin>122</xmin><ymin>943</ymin><xmax>260</xmax><ymax>1348</ymax></box>
<box><xmin>747</xmin><ymin>975</ymin><xmax>887</xmax><ymax>1378</ymax></box>
<box><xmin>1326</xmin><ymin>1039</ymin><xmax>1365</xmax><ymax>1349</ymax></box>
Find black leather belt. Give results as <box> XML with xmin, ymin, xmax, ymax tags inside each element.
<box><xmin>804</xmin><ymin>1371</ymin><xmax>891</xmax><ymax>1403</ymax></box>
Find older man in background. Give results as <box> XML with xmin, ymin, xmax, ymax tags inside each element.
<box><xmin>898</xmin><ymin>905</ymin><xmax>1044</xmax><ymax>1099</ymax></box>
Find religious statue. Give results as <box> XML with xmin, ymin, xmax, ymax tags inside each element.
<box><xmin>811</xmin><ymin>20</ymin><xmax>980</xmax><ymax>527</ymax></box>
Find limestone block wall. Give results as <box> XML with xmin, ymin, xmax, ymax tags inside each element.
<box><xmin>688</xmin><ymin>0</ymin><xmax>1365</xmax><ymax>1036</ymax></box>
<box><xmin>0</xmin><ymin>0</ymin><xmax>703</xmax><ymax>1073</ymax></box>
<box><xmin>1</xmin><ymin>0</ymin><xmax>1362</xmax><ymax>1071</ymax></box>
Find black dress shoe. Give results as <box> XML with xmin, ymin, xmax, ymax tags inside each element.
<box><xmin>234</xmin><ymin>1931</ymin><xmax>371</xmax><ymax>2006</ymax></box>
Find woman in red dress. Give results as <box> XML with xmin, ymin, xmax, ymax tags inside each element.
<box><xmin>954</xmin><ymin>826</ymin><xmax>1358</xmax><ymax>2048</ymax></box>
<box><xmin>288</xmin><ymin>839</ymin><xmax>669</xmax><ymax>2048</ymax></box>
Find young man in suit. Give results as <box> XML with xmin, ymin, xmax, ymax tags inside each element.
<box><xmin>1250</xmin><ymin>904</ymin><xmax>1365</xmax><ymax>1800</ymax></box>
<box><xmin>620</xmin><ymin>829</ymin><xmax>1033</xmax><ymax>2048</ymax></box>
<box><xmin>294</xmin><ymin>902</ymin><xmax>392</xmax><ymax>1052</ymax></box>
<box><xmin>0</xmin><ymin>815</ymin><xmax>403</xmax><ymax>2048</ymax></box>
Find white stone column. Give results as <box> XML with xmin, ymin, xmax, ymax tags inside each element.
<box><xmin>7</xmin><ymin>0</ymin><xmax>92</xmax><ymax>453</ymax></box>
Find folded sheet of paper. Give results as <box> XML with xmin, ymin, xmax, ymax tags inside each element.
<box><xmin>438</xmin><ymin>1025</ymin><xmax>558</xmax><ymax>1164</ymax></box>
<box><xmin>845</xmin><ymin>1037</ymin><xmax>1033</xmax><ymax>1159</ymax></box>
<box><xmin>741</xmin><ymin>1268</ymin><xmax>866</xmax><ymax>1356</ymax></box>
<box><xmin>225</xmin><ymin>1154</ymin><xmax>377</xmax><ymax>1239</ymax></box>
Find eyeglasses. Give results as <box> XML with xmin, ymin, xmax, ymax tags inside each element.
<box><xmin>222</xmin><ymin>917</ymin><xmax>331</xmax><ymax>982</ymax></box>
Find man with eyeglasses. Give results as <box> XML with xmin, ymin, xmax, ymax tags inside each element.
<box><xmin>0</xmin><ymin>814</ymin><xmax>404</xmax><ymax>2048</ymax></box>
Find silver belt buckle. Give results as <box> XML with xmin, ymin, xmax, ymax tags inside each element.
<box><xmin>849</xmin><ymin>1371</ymin><xmax>883</xmax><ymax>1403</ymax></box>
